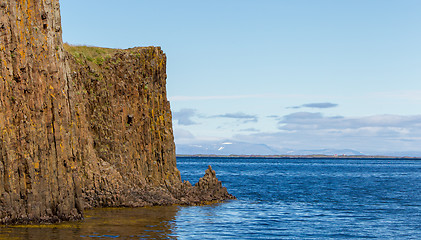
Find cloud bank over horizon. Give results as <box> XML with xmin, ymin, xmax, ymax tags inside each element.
<box><xmin>173</xmin><ymin>109</ymin><xmax>421</xmax><ymax>154</ymax></box>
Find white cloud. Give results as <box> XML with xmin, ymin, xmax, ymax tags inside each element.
<box><xmin>233</xmin><ymin>113</ymin><xmax>421</xmax><ymax>153</ymax></box>
<box><xmin>172</xmin><ymin>108</ymin><xmax>198</xmax><ymax>126</ymax></box>
<box><xmin>212</xmin><ymin>112</ymin><xmax>258</xmax><ymax>123</ymax></box>
<box><xmin>279</xmin><ymin>113</ymin><xmax>421</xmax><ymax>131</ymax></box>
<box><xmin>288</xmin><ymin>102</ymin><xmax>338</xmax><ymax>109</ymax></box>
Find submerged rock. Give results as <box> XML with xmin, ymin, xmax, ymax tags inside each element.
<box><xmin>0</xmin><ymin>0</ymin><xmax>233</xmax><ymax>224</ymax></box>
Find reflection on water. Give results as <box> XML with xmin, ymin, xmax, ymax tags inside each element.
<box><xmin>0</xmin><ymin>206</ymin><xmax>179</xmax><ymax>240</ymax></box>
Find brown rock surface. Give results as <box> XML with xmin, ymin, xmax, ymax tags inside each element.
<box><xmin>0</xmin><ymin>0</ymin><xmax>83</xmax><ymax>223</ymax></box>
<box><xmin>0</xmin><ymin>0</ymin><xmax>234</xmax><ymax>224</ymax></box>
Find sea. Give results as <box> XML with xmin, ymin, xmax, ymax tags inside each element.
<box><xmin>1</xmin><ymin>157</ymin><xmax>420</xmax><ymax>239</ymax></box>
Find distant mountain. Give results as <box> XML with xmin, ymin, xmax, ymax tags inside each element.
<box><xmin>176</xmin><ymin>140</ymin><xmax>421</xmax><ymax>157</ymax></box>
<box><xmin>176</xmin><ymin>141</ymin><xmax>280</xmax><ymax>155</ymax></box>
<box><xmin>280</xmin><ymin>148</ymin><xmax>364</xmax><ymax>156</ymax></box>
<box><xmin>380</xmin><ymin>151</ymin><xmax>421</xmax><ymax>157</ymax></box>
<box><xmin>176</xmin><ymin>141</ymin><xmax>367</xmax><ymax>156</ymax></box>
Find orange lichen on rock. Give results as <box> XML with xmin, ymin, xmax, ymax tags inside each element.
<box><xmin>0</xmin><ymin>0</ymin><xmax>234</xmax><ymax>224</ymax></box>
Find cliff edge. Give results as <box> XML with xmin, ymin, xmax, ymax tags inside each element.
<box><xmin>0</xmin><ymin>0</ymin><xmax>234</xmax><ymax>224</ymax></box>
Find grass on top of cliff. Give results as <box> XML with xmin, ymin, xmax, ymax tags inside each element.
<box><xmin>64</xmin><ymin>43</ymin><xmax>120</xmax><ymax>65</ymax></box>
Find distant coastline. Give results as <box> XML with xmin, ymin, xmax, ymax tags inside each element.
<box><xmin>176</xmin><ymin>154</ymin><xmax>421</xmax><ymax>160</ymax></box>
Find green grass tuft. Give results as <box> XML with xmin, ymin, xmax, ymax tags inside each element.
<box><xmin>63</xmin><ymin>43</ymin><xmax>119</xmax><ymax>65</ymax></box>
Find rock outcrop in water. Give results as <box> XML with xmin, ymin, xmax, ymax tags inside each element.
<box><xmin>0</xmin><ymin>0</ymin><xmax>234</xmax><ymax>224</ymax></box>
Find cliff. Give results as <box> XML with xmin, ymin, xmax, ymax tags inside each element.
<box><xmin>0</xmin><ymin>0</ymin><xmax>234</xmax><ymax>224</ymax></box>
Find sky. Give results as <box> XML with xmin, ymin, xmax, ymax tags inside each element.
<box><xmin>60</xmin><ymin>0</ymin><xmax>421</xmax><ymax>155</ymax></box>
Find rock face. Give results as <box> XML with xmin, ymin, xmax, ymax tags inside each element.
<box><xmin>0</xmin><ymin>0</ymin><xmax>234</xmax><ymax>224</ymax></box>
<box><xmin>0</xmin><ymin>0</ymin><xmax>83</xmax><ymax>223</ymax></box>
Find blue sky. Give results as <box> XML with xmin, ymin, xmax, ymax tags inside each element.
<box><xmin>61</xmin><ymin>0</ymin><xmax>421</xmax><ymax>154</ymax></box>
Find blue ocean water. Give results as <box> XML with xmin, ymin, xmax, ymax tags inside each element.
<box><xmin>175</xmin><ymin>157</ymin><xmax>421</xmax><ymax>239</ymax></box>
<box><xmin>1</xmin><ymin>157</ymin><xmax>420</xmax><ymax>239</ymax></box>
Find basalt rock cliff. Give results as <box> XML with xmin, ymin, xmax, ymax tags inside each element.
<box><xmin>0</xmin><ymin>0</ymin><xmax>234</xmax><ymax>224</ymax></box>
